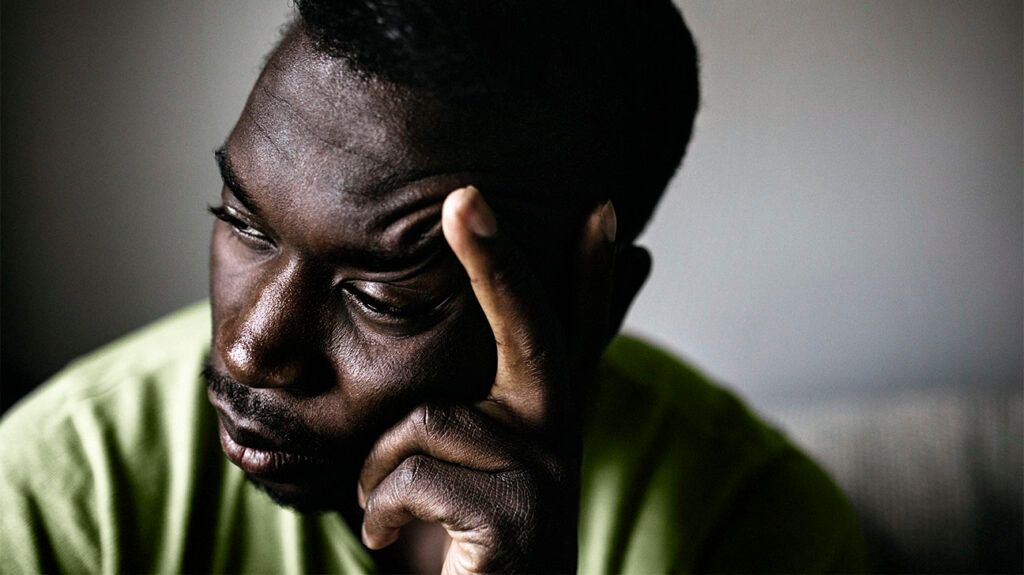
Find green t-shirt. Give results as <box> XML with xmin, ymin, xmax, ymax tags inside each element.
<box><xmin>1</xmin><ymin>303</ymin><xmax>866</xmax><ymax>573</ymax></box>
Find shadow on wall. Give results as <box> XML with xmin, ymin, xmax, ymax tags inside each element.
<box><xmin>766</xmin><ymin>384</ymin><xmax>1023</xmax><ymax>573</ymax></box>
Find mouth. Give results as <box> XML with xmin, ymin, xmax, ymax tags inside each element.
<box><xmin>207</xmin><ymin>385</ymin><xmax>333</xmax><ymax>483</ymax></box>
<box><xmin>204</xmin><ymin>375</ymin><xmax>364</xmax><ymax>512</ymax></box>
<box><xmin>217</xmin><ymin>419</ymin><xmax>330</xmax><ymax>481</ymax></box>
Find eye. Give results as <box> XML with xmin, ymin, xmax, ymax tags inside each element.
<box><xmin>340</xmin><ymin>283</ymin><xmax>454</xmax><ymax>323</ymax></box>
<box><xmin>208</xmin><ymin>205</ymin><xmax>274</xmax><ymax>250</ymax></box>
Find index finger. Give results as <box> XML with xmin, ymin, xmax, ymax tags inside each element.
<box><xmin>441</xmin><ymin>186</ymin><xmax>559</xmax><ymax>428</ymax></box>
<box><xmin>441</xmin><ymin>187</ymin><xmax>617</xmax><ymax>429</ymax></box>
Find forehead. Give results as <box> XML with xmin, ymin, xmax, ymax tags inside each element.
<box><xmin>224</xmin><ymin>29</ymin><xmax>579</xmax><ymax>258</ymax></box>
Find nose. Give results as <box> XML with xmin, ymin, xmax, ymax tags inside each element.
<box><xmin>218</xmin><ymin>258</ymin><xmax>330</xmax><ymax>392</ymax></box>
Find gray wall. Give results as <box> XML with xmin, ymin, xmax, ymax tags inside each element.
<box><xmin>3</xmin><ymin>1</ymin><xmax>1021</xmax><ymax>413</ymax></box>
<box><xmin>2</xmin><ymin>1</ymin><xmax>292</xmax><ymax>406</ymax></box>
<box><xmin>630</xmin><ymin>1</ymin><xmax>1023</xmax><ymax>406</ymax></box>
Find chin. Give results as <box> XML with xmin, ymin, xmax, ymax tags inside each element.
<box><xmin>245</xmin><ymin>473</ymin><xmax>350</xmax><ymax>514</ymax></box>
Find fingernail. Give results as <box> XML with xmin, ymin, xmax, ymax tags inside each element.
<box><xmin>600</xmin><ymin>200</ymin><xmax>617</xmax><ymax>243</ymax></box>
<box><xmin>357</xmin><ymin>482</ymin><xmax>366</xmax><ymax>509</ymax></box>
<box><xmin>461</xmin><ymin>186</ymin><xmax>498</xmax><ymax>238</ymax></box>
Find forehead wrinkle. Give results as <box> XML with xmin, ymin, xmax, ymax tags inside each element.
<box><xmin>255</xmin><ymin>79</ymin><xmax>444</xmax><ymax>204</ymax></box>
<box><xmin>253</xmin><ymin>173</ymin><xmax>444</xmax><ymax>272</ymax></box>
<box><xmin>235</xmin><ymin>27</ymin><xmax>581</xmax><ymax>271</ymax></box>
<box><xmin>249</xmin><ymin>115</ymin><xmax>287</xmax><ymax>158</ymax></box>
<box><xmin>266</xmin><ymin>31</ymin><xmax>421</xmax><ymax>168</ymax></box>
<box><xmin>258</xmin><ymin>31</ymin><xmax>567</xmax><ymax>202</ymax></box>
<box><xmin>258</xmin><ymin>82</ymin><xmax>404</xmax><ymax>185</ymax></box>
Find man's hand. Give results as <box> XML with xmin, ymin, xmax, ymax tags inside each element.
<box><xmin>358</xmin><ymin>186</ymin><xmax>618</xmax><ymax>574</ymax></box>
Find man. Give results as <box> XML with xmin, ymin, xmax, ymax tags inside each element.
<box><xmin>1</xmin><ymin>1</ymin><xmax>866</xmax><ymax>573</ymax></box>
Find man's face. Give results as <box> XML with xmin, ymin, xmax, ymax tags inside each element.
<box><xmin>205</xmin><ymin>30</ymin><xmax>586</xmax><ymax>511</ymax></box>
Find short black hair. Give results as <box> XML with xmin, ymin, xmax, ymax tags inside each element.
<box><xmin>295</xmin><ymin>0</ymin><xmax>699</xmax><ymax>242</ymax></box>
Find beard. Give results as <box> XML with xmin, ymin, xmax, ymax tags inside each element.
<box><xmin>203</xmin><ymin>365</ymin><xmax>329</xmax><ymax>451</ymax></box>
<box><xmin>202</xmin><ymin>364</ymin><xmax>364</xmax><ymax>514</ymax></box>
<box><xmin>245</xmin><ymin>474</ymin><xmax>342</xmax><ymax>514</ymax></box>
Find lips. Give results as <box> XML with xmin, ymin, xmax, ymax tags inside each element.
<box><xmin>218</xmin><ymin>421</ymin><xmax>325</xmax><ymax>477</ymax></box>
<box><xmin>209</xmin><ymin>391</ymin><xmax>331</xmax><ymax>482</ymax></box>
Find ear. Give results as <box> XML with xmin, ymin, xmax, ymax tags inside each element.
<box><xmin>608</xmin><ymin>245</ymin><xmax>652</xmax><ymax>339</ymax></box>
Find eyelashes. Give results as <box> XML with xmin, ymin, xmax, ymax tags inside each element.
<box><xmin>208</xmin><ymin>204</ymin><xmax>274</xmax><ymax>250</ymax></box>
<box><xmin>341</xmin><ymin>284</ymin><xmax>432</xmax><ymax>319</ymax></box>
<box><xmin>340</xmin><ymin>283</ymin><xmax>457</xmax><ymax>323</ymax></box>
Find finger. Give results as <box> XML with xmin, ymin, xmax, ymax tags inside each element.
<box><xmin>358</xmin><ymin>403</ymin><xmax>518</xmax><ymax>508</ymax></box>
<box><xmin>568</xmin><ymin>200</ymin><xmax>618</xmax><ymax>370</ymax></box>
<box><xmin>442</xmin><ymin>186</ymin><xmax>559</xmax><ymax>427</ymax></box>
<box><xmin>361</xmin><ymin>455</ymin><xmax>525</xmax><ymax>554</ymax></box>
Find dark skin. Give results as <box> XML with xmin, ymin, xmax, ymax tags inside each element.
<box><xmin>206</xmin><ymin>28</ymin><xmax>651</xmax><ymax>573</ymax></box>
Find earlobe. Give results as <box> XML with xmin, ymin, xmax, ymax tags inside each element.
<box><xmin>608</xmin><ymin>245</ymin><xmax>652</xmax><ymax>339</ymax></box>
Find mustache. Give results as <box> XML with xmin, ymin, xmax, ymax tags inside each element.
<box><xmin>202</xmin><ymin>363</ymin><xmax>327</xmax><ymax>453</ymax></box>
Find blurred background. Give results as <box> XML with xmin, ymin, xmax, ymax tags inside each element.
<box><xmin>2</xmin><ymin>1</ymin><xmax>1021</xmax><ymax>572</ymax></box>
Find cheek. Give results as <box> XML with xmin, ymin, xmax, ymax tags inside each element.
<box><xmin>209</xmin><ymin>227</ymin><xmax>258</xmax><ymax>354</ymax></box>
<box><xmin>323</xmin><ymin>297</ymin><xmax>498</xmax><ymax>433</ymax></box>
<box><xmin>209</xmin><ymin>225</ymin><xmax>253</xmax><ymax>318</ymax></box>
<box><xmin>208</xmin><ymin>225</ymin><xmax>498</xmax><ymax>436</ymax></box>
<box><xmin>209</xmin><ymin>228</ymin><xmax>235</xmax><ymax>341</ymax></box>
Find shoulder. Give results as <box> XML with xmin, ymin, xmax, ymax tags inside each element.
<box><xmin>2</xmin><ymin>301</ymin><xmax>211</xmax><ymax>423</ymax></box>
<box><xmin>584</xmin><ymin>334</ymin><xmax>790</xmax><ymax>480</ymax></box>
<box><xmin>694</xmin><ymin>445</ymin><xmax>867</xmax><ymax>573</ymax></box>
<box><xmin>0</xmin><ymin>302</ymin><xmax>214</xmax><ymax>574</ymax></box>
<box><xmin>579</xmin><ymin>334</ymin><xmax>866</xmax><ymax>573</ymax></box>
<box><xmin>1</xmin><ymin>301</ymin><xmax>212</xmax><ymax>467</ymax></box>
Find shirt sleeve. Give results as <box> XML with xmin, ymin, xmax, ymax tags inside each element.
<box><xmin>1</xmin><ymin>394</ymin><xmax>102</xmax><ymax>575</ymax></box>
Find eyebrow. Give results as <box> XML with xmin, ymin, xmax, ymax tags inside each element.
<box><xmin>214</xmin><ymin>146</ymin><xmax>263</xmax><ymax>216</ymax></box>
<box><xmin>211</xmin><ymin>145</ymin><xmax>447</xmax><ymax>274</ymax></box>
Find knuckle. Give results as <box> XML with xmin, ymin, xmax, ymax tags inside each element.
<box><xmin>394</xmin><ymin>454</ymin><xmax>427</xmax><ymax>490</ymax></box>
<box><xmin>414</xmin><ymin>404</ymin><xmax>450</xmax><ymax>444</ymax></box>
<box><xmin>495</xmin><ymin>469</ymin><xmax>538</xmax><ymax>524</ymax></box>
<box><xmin>363</xmin><ymin>495</ymin><xmax>379</xmax><ymax>519</ymax></box>
<box><xmin>492</xmin><ymin>472</ymin><xmax>540</xmax><ymax>561</ymax></box>
<box><xmin>363</xmin><ymin>489</ymin><xmax>387</xmax><ymax>521</ymax></box>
